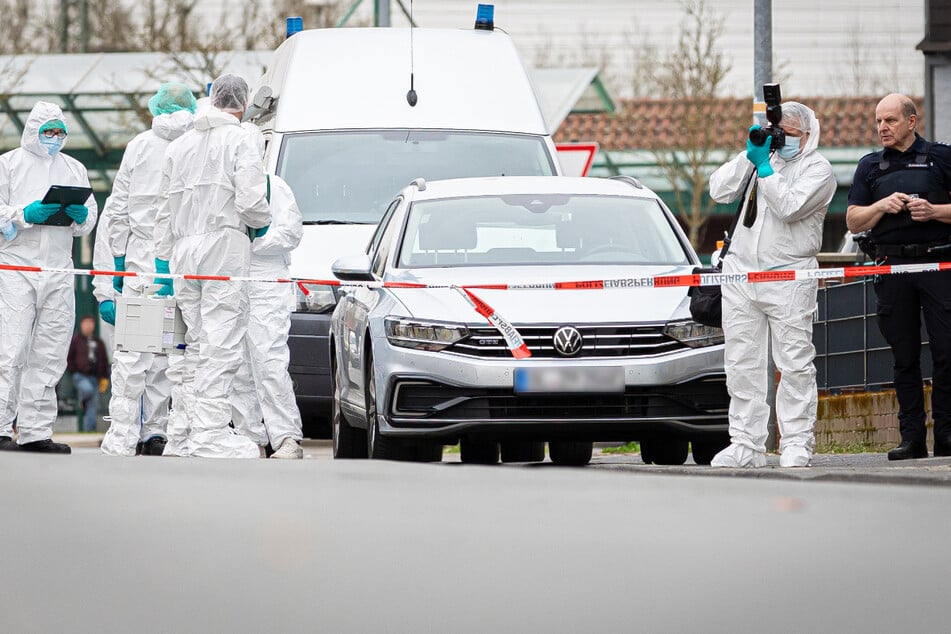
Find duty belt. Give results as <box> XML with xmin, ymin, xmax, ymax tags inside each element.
<box><xmin>875</xmin><ymin>241</ymin><xmax>951</xmax><ymax>258</ymax></box>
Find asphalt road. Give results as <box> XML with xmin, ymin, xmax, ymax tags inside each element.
<box><xmin>3</xmin><ymin>446</ymin><xmax>951</xmax><ymax>633</ymax></box>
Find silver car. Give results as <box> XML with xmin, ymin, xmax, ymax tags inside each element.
<box><xmin>330</xmin><ymin>176</ymin><xmax>729</xmax><ymax>466</ymax></box>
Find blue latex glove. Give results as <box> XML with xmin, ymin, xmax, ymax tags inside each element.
<box><xmin>154</xmin><ymin>258</ymin><xmax>173</xmax><ymax>297</ymax></box>
<box><xmin>99</xmin><ymin>300</ymin><xmax>116</xmax><ymax>325</ymax></box>
<box><xmin>746</xmin><ymin>126</ymin><xmax>774</xmax><ymax>178</ymax></box>
<box><xmin>65</xmin><ymin>203</ymin><xmax>88</xmax><ymax>224</ymax></box>
<box><xmin>253</xmin><ymin>224</ymin><xmax>270</xmax><ymax>239</ymax></box>
<box><xmin>113</xmin><ymin>255</ymin><xmax>125</xmax><ymax>293</ymax></box>
<box><xmin>23</xmin><ymin>201</ymin><xmax>60</xmax><ymax>225</ymax></box>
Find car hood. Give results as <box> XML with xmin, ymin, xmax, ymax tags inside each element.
<box><xmin>385</xmin><ymin>265</ymin><xmax>695</xmax><ymax>324</ymax></box>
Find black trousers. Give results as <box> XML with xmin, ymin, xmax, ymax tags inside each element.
<box><xmin>874</xmin><ymin>258</ymin><xmax>951</xmax><ymax>443</ymax></box>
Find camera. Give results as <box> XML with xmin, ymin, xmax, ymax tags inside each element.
<box><xmin>749</xmin><ymin>83</ymin><xmax>785</xmax><ymax>151</ymax></box>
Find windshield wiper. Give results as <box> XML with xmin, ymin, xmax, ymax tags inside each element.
<box><xmin>303</xmin><ymin>220</ymin><xmax>374</xmax><ymax>225</ymax></box>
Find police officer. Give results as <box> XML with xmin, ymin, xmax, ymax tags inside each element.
<box><xmin>846</xmin><ymin>93</ymin><xmax>951</xmax><ymax>461</ymax></box>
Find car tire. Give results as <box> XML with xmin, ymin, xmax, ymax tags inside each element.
<box><xmin>365</xmin><ymin>350</ymin><xmax>405</xmax><ymax>461</ymax></box>
<box><xmin>332</xmin><ymin>357</ymin><xmax>368</xmax><ymax>459</ymax></box>
<box><xmin>640</xmin><ymin>440</ymin><xmax>654</xmax><ymax>465</ymax></box>
<box><xmin>691</xmin><ymin>436</ymin><xmax>730</xmax><ymax>466</ymax></box>
<box><xmin>641</xmin><ymin>437</ymin><xmax>689</xmax><ymax>465</ymax></box>
<box><xmin>460</xmin><ymin>438</ymin><xmax>500</xmax><ymax>465</ymax></box>
<box><xmin>548</xmin><ymin>441</ymin><xmax>593</xmax><ymax>466</ymax></box>
<box><xmin>500</xmin><ymin>440</ymin><xmax>545</xmax><ymax>463</ymax></box>
<box><xmin>408</xmin><ymin>441</ymin><xmax>444</xmax><ymax>462</ymax></box>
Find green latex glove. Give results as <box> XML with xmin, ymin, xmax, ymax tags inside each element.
<box><xmin>99</xmin><ymin>300</ymin><xmax>116</xmax><ymax>325</ymax></box>
<box><xmin>113</xmin><ymin>255</ymin><xmax>126</xmax><ymax>293</ymax></box>
<box><xmin>746</xmin><ymin>126</ymin><xmax>774</xmax><ymax>178</ymax></box>
<box><xmin>253</xmin><ymin>224</ymin><xmax>270</xmax><ymax>239</ymax></box>
<box><xmin>65</xmin><ymin>203</ymin><xmax>88</xmax><ymax>224</ymax></box>
<box><xmin>23</xmin><ymin>201</ymin><xmax>60</xmax><ymax>225</ymax></box>
<box><xmin>154</xmin><ymin>258</ymin><xmax>174</xmax><ymax>297</ymax></box>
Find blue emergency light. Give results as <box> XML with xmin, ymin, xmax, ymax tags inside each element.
<box><xmin>474</xmin><ymin>4</ymin><xmax>494</xmax><ymax>30</ymax></box>
<box><xmin>286</xmin><ymin>16</ymin><xmax>303</xmax><ymax>39</ymax></box>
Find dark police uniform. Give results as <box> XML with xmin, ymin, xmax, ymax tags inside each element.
<box><xmin>848</xmin><ymin>133</ymin><xmax>951</xmax><ymax>450</ymax></box>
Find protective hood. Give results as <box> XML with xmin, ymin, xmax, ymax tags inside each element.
<box><xmin>152</xmin><ymin>110</ymin><xmax>194</xmax><ymax>141</ymax></box>
<box><xmin>193</xmin><ymin>106</ymin><xmax>241</xmax><ymax>132</ymax></box>
<box><xmin>21</xmin><ymin>101</ymin><xmax>67</xmax><ymax>159</ymax></box>
<box><xmin>779</xmin><ymin>101</ymin><xmax>821</xmax><ymax>162</ymax></box>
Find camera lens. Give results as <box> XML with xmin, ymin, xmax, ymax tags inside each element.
<box><xmin>749</xmin><ymin>127</ymin><xmax>769</xmax><ymax>146</ymax></box>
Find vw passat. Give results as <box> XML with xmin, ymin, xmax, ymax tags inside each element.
<box><xmin>329</xmin><ymin>176</ymin><xmax>729</xmax><ymax>466</ymax></box>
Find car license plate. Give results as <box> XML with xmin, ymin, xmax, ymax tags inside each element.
<box><xmin>513</xmin><ymin>366</ymin><xmax>625</xmax><ymax>394</ymax></box>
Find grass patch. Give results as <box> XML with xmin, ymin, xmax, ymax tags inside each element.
<box><xmin>815</xmin><ymin>439</ymin><xmax>890</xmax><ymax>454</ymax></box>
<box><xmin>444</xmin><ymin>444</ymin><xmax>460</xmax><ymax>454</ymax></box>
<box><xmin>600</xmin><ymin>441</ymin><xmax>640</xmax><ymax>454</ymax></box>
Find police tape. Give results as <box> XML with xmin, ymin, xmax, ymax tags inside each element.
<box><xmin>4</xmin><ymin>260</ymin><xmax>951</xmax><ymax>360</ymax></box>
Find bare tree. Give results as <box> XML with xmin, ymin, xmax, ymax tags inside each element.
<box><xmin>649</xmin><ymin>0</ymin><xmax>731</xmax><ymax>249</ymax></box>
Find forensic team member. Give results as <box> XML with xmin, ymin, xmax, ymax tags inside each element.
<box><xmin>708</xmin><ymin>102</ymin><xmax>836</xmax><ymax>468</ymax></box>
<box><xmin>231</xmin><ymin>124</ymin><xmax>305</xmax><ymax>459</ymax></box>
<box><xmin>0</xmin><ymin>101</ymin><xmax>98</xmax><ymax>453</ymax></box>
<box><xmin>846</xmin><ymin>93</ymin><xmax>951</xmax><ymax>461</ymax></box>
<box><xmin>154</xmin><ymin>74</ymin><xmax>270</xmax><ymax>459</ymax></box>
<box><xmin>99</xmin><ymin>82</ymin><xmax>196</xmax><ymax>457</ymax></box>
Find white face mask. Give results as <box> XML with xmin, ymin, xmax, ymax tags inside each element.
<box><xmin>38</xmin><ymin>135</ymin><xmax>64</xmax><ymax>157</ymax></box>
<box><xmin>777</xmin><ymin>134</ymin><xmax>802</xmax><ymax>159</ymax></box>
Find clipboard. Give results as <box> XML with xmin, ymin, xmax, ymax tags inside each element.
<box><xmin>40</xmin><ymin>185</ymin><xmax>93</xmax><ymax>227</ymax></box>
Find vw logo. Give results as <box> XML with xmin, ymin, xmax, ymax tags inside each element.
<box><xmin>553</xmin><ymin>326</ymin><xmax>583</xmax><ymax>357</ymax></box>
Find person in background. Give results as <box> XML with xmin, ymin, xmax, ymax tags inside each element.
<box><xmin>99</xmin><ymin>82</ymin><xmax>196</xmax><ymax>457</ymax></box>
<box><xmin>846</xmin><ymin>93</ymin><xmax>951</xmax><ymax>461</ymax></box>
<box><xmin>67</xmin><ymin>315</ymin><xmax>110</xmax><ymax>432</ymax></box>
<box><xmin>0</xmin><ymin>101</ymin><xmax>98</xmax><ymax>453</ymax></box>
<box><xmin>231</xmin><ymin>123</ymin><xmax>305</xmax><ymax>459</ymax></box>
<box><xmin>708</xmin><ymin>101</ymin><xmax>836</xmax><ymax>468</ymax></box>
<box><xmin>154</xmin><ymin>74</ymin><xmax>270</xmax><ymax>459</ymax></box>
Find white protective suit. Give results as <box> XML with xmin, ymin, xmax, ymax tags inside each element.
<box><xmin>0</xmin><ymin>101</ymin><xmax>98</xmax><ymax>444</ymax></box>
<box><xmin>99</xmin><ymin>111</ymin><xmax>194</xmax><ymax>455</ymax></box>
<box><xmin>154</xmin><ymin>106</ymin><xmax>270</xmax><ymax>458</ymax></box>
<box><xmin>231</xmin><ymin>173</ymin><xmax>304</xmax><ymax>453</ymax></box>
<box><xmin>707</xmin><ymin>103</ymin><xmax>836</xmax><ymax>467</ymax></box>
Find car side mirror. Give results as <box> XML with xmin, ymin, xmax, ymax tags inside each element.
<box><xmin>243</xmin><ymin>86</ymin><xmax>274</xmax><ymax>122</ymax></box>
<box><xmin>332</xmin><ymin>254</ymin><xmax>374</xmax><ymax>282</ymax></box>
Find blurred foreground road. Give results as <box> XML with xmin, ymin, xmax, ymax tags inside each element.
<box><xmin>2</xmin><ymin>442</ymin><xmax>950</xmax><ymax>633</ymax></box>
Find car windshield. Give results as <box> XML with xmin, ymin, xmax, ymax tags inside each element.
<box><xmin>397</xmin><ymin>194</ymin><xmax>691</xmax><ymax>268</ymax></box>
<box><xmin>276</xmin><ymin>130</ymin><xmax>555</xmax><ymax>224</ymax></box>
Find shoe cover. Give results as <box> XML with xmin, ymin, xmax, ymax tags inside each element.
<box><xmin>189</xmin><ymin>428</ymin><xmax>260</xmax><ymax>459</ymax></box>
<box><xmin>162</xmin><ymin>438</ymin><xmax>190</xmax><ymax>457</ymax></box>
<box><xmin>779</xmin><ymin>444</ymin><xmax>812</xmax><ymax>467</ymax></box>
<box><xmin>270</xmin><ymin>438</ymin><xmax>303</xmax><ymax>460</ymax></box>
<box><xmin>710</xmin><ymin>442</ymin><xmax>767</xmax><ymax>468</ymax></box>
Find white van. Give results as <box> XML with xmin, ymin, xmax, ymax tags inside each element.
<box><xmin>249</xmin><ymin>20</ymin><xmax>561</xmax><ymax>434</ymax></box>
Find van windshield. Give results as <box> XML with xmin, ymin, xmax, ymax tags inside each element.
<box><xmin>276</xmin><ymin>130</ymin><xmax>556</xmax><ymax>223</ymax></box>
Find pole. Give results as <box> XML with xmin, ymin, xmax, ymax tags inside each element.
<box><xmin>375</xmin><ymin>0</ymin><xmax>391</xmax><ymax>27</ymax></box>
<box><xmin>754</xmin><ymin>0</ymin><xmax>779</xmax><ymax>452</ymax></box>
<box><xmin>59</xmin><ymin>0</ymin><xmax>69</xmax><ymax>53</ymax></box>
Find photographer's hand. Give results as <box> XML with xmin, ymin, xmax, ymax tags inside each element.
<box><xmin>746</xmin><ymin>126</ymin><xmax>774</xmax><ymax>177</ymax></box>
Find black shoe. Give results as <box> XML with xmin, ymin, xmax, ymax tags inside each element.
<box><xmin>933</xmin><ymin>434</ymin><xmax>951</xmax><ymax>457</ymax></box>
<box><xmin>0</xmin><ymin>436</ymin><xmax>19</xmax><ymax>451</ymax></box>
<box><xmin>19</xmin><ymin>439</ymin><xmax>71</xmax><ymax>454</ymax></box>
<box><xmin>136</xmin><ymin>435</ymin><xmax>167</xmax><ymax>456</ymax></box>
<box><xmin>887</xmin><ymin>440</ymin><xmax>928</xmax><ymax>461</ymax></box>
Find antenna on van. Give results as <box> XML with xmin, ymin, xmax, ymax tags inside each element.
<box><xmin>406</xmin><ymin>0</ymin><xmax>418</xmax><ymax>107</ymax></box>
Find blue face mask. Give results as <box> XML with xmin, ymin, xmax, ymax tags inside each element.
<box><xmin>777</xmin><ymin>134</ymin><xmax>802</xmax><ymax>159</ymax></box>
<box><xmin>37</xmin><ymin>134</ymin><xmax>64</xmax><ymax>157</ymax></box>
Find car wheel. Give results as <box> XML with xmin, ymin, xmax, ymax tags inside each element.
<box><xmin>331</xmin><ymin>357</ymin><xmax>367</xmax><ymax>459</ymax></box>
<box><xmin>691</xmin><ymin>436</ymin><xmax>730</xmax><ymax>465</ymax></box>
<box><xmin>500</xmin><ymin>440</ymin><xmax>545</xmax><ymax>463</ymax></box>
<box><xmin>640</xmin><ymin>439</ymin><xmax>654</xmax><ymax>465</ymax></box>
<box><xmin>365</xmin><ymin>350</ymin><xmax>404</xmax><ymax>461</ymax></box>
<box><xmin>548</xmin><ymin>441</ymin><xmax>593</xmax><ymax>466</ymax></box>
<box><xmin>641</xmin><ymin>437</ymin><xmax>689</xmax><ymax>465</ymax></box>
<box><xmin>460</xmin><ymin>438</ymin><xmax>500</xmax><ymax>465</ymax></box>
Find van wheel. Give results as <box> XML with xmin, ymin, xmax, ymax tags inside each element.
<box><xmin>500</xmin><ymin>441</ymin><xmax>545</xmax><ymax>463</ymax></box>
<box><xmin>460</xmin><ymin>438</ymin><xmax>500</xmax><ymax>464</ymax></box>
<box><xmin>691</xmin><ymin>436</ymin><xmax>730</xmax><ymax>465</ymax></box>
<box><xmin>548</xmin><ymin>441</ymin><xmax>593</xmax><ymax>466</ymax></box>
<box><xmin>640</xmin><ymin>437</ymin><xmax>688</xmax><ymax>465</ymax></box>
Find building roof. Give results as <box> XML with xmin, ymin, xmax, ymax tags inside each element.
<box><xmin>555</xmin><ymin>96</ymin><xmax>927</xmax><ymax>150</ymax></box>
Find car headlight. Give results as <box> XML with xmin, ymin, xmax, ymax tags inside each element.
<box><xmin>295</xmin><ymin>283</ymin><xmax>340</xmax><ymax>314</ymax></box>
<box><xmin>384</xmin><ymin>317</ymin><xmax>469</xmax><ymax>351</ymax></box>
<box><xmin>664</xmin><ymin>320</ymin><xmax>724</xmax><ymax>348</ymax></box>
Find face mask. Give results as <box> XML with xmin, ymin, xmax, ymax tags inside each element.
<box><xmin>38</xmin><ymin>135</ymin><xmax>64</xmax><ymax>157</ymax></box>
<box><xmin>777</xmin><ymin>134</ymin><xmax>802</xmax><ymax>159</ymax></box>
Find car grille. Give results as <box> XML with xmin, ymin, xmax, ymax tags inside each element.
<box><xmin>446</xmin><ymin>323</ymin><xmax>686</xmax><ymax>358</ymax></box>
<box><xmin>391</xmin><ymin>377</ymin><xmax>728</xmax><ymax>422</ymax></box>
